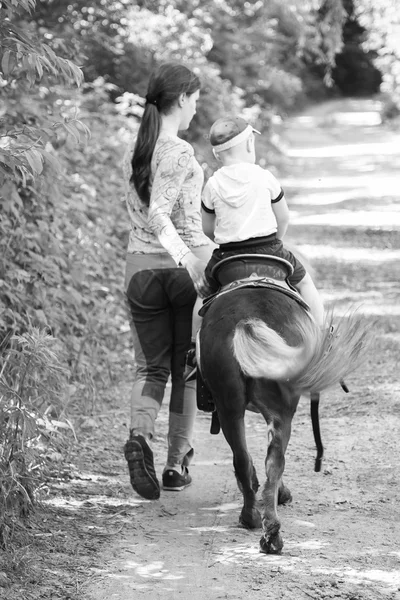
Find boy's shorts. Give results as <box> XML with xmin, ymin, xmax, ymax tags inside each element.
<box><xmin>204</xmin><ymin>234</ymin><xmax>306</xmax><ymax>294</ymax></box>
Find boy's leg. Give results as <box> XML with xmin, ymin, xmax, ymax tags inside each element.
<box><xmin>181</xmin><ymin>295</ymin><xmax>203</xmax><ymax>383</ymax></box>
<box><xmin>295</xmin><ymin>272</ymin><xmax>325</xmax><ymax>327</ymax></box>
<box><xmin>203</xmin><ymin>248</ymin><xmax>223</xmax><ymax>296</ymax></box>
<box><xmin>191</xmin><ymin>295</ymin><xmax>203</xmax><ymax>341</ymax></box>
<box><xmin>184</xmin><ymin>250</ymin><xmax>219</xmax><ymax>382</ymax></box>
<box><xmin>269</xmin><ymin>240</ymin><xmax>325</xmax><ymax>327</ymax></box>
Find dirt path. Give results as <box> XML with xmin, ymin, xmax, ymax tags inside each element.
<box><xmin>81</xmin><ymin>98</ymin><xmax>400</xmax><ymax>600</ymax></box>
<box><xmin>15</xmin><ymin>98</ymin><xmax>399</xmax><ymax>600</ymax></box>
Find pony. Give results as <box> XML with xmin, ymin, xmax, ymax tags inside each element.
<box><xmin>198</xmin><ymin>255</ymin><xmax>369</xmax><ymax>554</ymax></box>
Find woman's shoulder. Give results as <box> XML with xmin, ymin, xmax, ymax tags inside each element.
<box><xmin>156</xmin><ymin>133</ymin><xmax>194</xmax><ymax>156</ymax></box>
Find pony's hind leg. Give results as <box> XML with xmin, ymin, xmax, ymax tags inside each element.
<box><xmin>235</xmin><ymin>458</ymin><xmax>259</xmax><ymax>495</ymax></box>
<box><xmin>251</xmin><ymin>466</ymin><xmax>260</xmax><ymax>493</ymax></box>
<box><xmin>218</xmin><ymin>411</ymin><xmax>262</xmax><ymax>529</ymax></box>
<box><xmin>259</xmin><ymin>419</ymin><xmax>292</xmax><ymax>554</ymax></box>
<box><xmin>278</xmin><ymin>479</ymin><xmax>292</xmax><ymax>505</ymax></box>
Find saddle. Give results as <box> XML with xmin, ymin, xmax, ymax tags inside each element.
<box><xmin>199</xmin><ymin>254</ymin><xmax>309</xmax><ymax>317</ymax></box>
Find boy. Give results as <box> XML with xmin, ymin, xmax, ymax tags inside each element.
<box><xmin>200</xmin><ymin>115</ymin><xmax>325</xmax><ymax>326</ymax></box>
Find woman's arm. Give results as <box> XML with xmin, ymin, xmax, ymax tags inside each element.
<box><xmin>148</xmin><ymin>145</ymin><xmax>193</xmax><ymax>265</ymax></box>
<box><xmin>148</xmin><ymin>143</ymin><xmax>207</xmax><ymax>289</ymax></box>
<box><xmin>271</xmin><ymin>195</ymin><xmax>290</xmax><ymax>240</ymax></box>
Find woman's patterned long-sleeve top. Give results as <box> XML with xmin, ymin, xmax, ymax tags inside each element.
<box><xmin>123</xmin><ymin>132</ymin><xmax>210</xmax><ymax>265</ymax></box>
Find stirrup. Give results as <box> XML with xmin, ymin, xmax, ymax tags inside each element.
<box><xmin>184</xmin><ymin>347</ymin><xmax>197</xmax><ymax>382</ymax></box>
<box><xmin>185</xmin><ymin>364</ymin><xmax>197</xmax><ymax>382</ymax></box>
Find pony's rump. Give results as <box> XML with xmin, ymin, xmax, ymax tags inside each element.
<box><xmin>232</xmin><ymin>314</ymin><xmax>320</xmax><ymax>383</ymax></box>
<box><xmin>232</xmin><ymin>311</ymin><xmax>370</xmax><ymax>393</ymax></box>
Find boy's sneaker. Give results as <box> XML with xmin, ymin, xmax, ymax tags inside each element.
<box><xmin>124</xmin><ymin>434</ymin><xmax>160</xmax><ymax>500</ymax></box>
<box><xmin>162</xmin><ymin>466</ymin><xmax>192</xmax><ymax>491</ymax></box>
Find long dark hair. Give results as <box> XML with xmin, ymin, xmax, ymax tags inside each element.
<box><xmin>130</xmin><ymin>63</ymin><xmax>201</xmax><ymax>206</ymax></box>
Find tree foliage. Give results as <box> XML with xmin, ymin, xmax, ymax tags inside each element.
<box><xmin>354</xmin><ymin>0</ymin><xmax>400</xmax><ymax>109</ymax></box>
<box><xmin>332</xmin><ymin>0</ymin><xmax>382</xmax><ymax>96</ymax></box>
<box><xmin>0</xmin><ymin>0</ymin><xmax>86</xmax><ymax>186</ymax></box>
<box><xmin>27</xmin><ymin>0</ymin><xmax>348</xmax><ymax>123</ymax></box>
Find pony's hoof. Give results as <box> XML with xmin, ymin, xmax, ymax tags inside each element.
<box><xmin>259</xmin><ymin>532</ymin><xmax>284</xmax><ymax>555</ymax></box>
<box><xmin>239</xmin><ymin>507</ymin><xmax>262</xmax><ymax>529</ymax></box>
<box><xmin>278</xmin><ymin>485</ymin><xmax>292</xmax><ymax>505</ymax></box>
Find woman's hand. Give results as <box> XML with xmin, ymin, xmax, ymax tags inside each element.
<box><xmin>181</xmin><ymin>252</ymin><xmax>210</xmax><ymax>297</ymax></box>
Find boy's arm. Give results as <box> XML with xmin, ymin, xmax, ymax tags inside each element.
<box><xmin>201</xmin><ymin>181</ymin><xmax>216</xmax><ymax>241</ymax></box>
<box><xmin>265</xmin><ymin>170</ymin><xmax>290</xmax><ymax>240</ymax></box>
<box><xmin>202</xmin><ymin>210</ymin><xmax>216</xmax><ymax>241</ymax></box>
<box><xmin>271</xmin><ymin>193</ymin><xmax>290</xmax><ymax>240</ymax></box>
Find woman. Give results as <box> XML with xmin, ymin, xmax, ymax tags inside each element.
<box><xmin>123</xmin><ymin>62</ymin><xmax>212</xmax><ymax>500</ymax></box>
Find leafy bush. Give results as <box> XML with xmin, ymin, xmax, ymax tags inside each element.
<box><xmin>0</xmin><ymin>328</ymin><xmax>72</xmax><ymax>549</ymax></box>
<box><xmin>0</xmin><ymin>1</ymin><xmax>127</xmax><ymax>547</ymax></box>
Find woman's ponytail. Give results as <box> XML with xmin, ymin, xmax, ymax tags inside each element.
<box><xmin>130</xmin><ymin>103</ymin><xmax>161</xmax><ymax>206</ymax></box>
<box><xmin>130</xmin><ymin>63</ymin><xmax>200</xmax><ymax>206</ymax></box>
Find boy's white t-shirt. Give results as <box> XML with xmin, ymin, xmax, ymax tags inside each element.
<box><xmin>201</xmin><ymin>163</ymin><xmax>284</xmax><ymax>245</ymax></box>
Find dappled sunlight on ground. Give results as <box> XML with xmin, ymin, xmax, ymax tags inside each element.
<box><xmin>295</xmin><ymin>244</ymin><xmax>400</xmax><ymax>263</ymax></box>
<box><xmin>43</xmin><ymin>493</ymin><xmax>146</xmax><ymax>509</ymax></box>
<box><xmin>293</xmin><ymin>209</ymin><xmax>400</xmax><ymax>228</ymax></box>
<box><xmin>286</xmin><ymin>140</ymin><xmax>400</xmax><ymax>158</ymax></box>
<box><xmin>200</xmin><ymin>502</ymin><xmax>241</xmax><ymax>513</ymax></box>
<box><xmin>59</xmin><ymin>471</ymin><xmax>121</xmax><ymax>484</ymax></box>
<box><xmin>313</xmin><ymin>567</ymin><xmax>400</xmax><ymax>588</ymax></box>
<box><xmin>322</xmin><ymin>111</ymin><xmax>382</xmax><ymax>126</ymax></box>
<box><xmin>87</xmin><ymin>537</ymin><xmax>400</xmax><ymax>596</ymax></box>
<box><xmin>205</xmin><ymin>538</ymin><xmax>400</xmax><ymax>591</ymax></box>
<box><xmin>289</xmin><ymin>185</ymin><xmax>400</xmax><ymax>206</ymax></box>
<box><xmin>286</xmin><ymin>539</ymin><xmax>329</xmax><ymax>550</ymax></box>
<box><xmin>293</xmin><ymin>519</ymin><xmax>316</xmax><ymax>528</ymax></box>
<box><xmin>295</xmin><ymin>106</ymin><xmax>383</xmax><ymax>127</ymax></box>
<box><xmin>111</xmin><ymin>559</ymin><xmax>185</xmax><ymax>581</ymax></box>
<box><xmin>194</xmin><ymin>458</ymin><xmax>232</xmax><ymax>466</ymax></box>
<box><xmin>209</xmin><ymin>543</ymin><xmax>294</xmax><ymax>564</ymax></box>
<box><xmin>284</xmin><ymin>174</ymin><xmax>399</xmax><ymax>191</ymax></box>
<box><xmin>189</xmin><ymin>525</ymin><xmax>233</xmax><ymax>533</ymax></box>
<box><xmin>321</xmin><ymin>294</ymin><xmax>400</xmax><ymax>316</ymax></box>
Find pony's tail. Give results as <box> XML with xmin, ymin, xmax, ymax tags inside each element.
<box><xmin>232</xmin><ymin>311</ymin><xmax>370</xmax><ymax>393</ymax></box>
